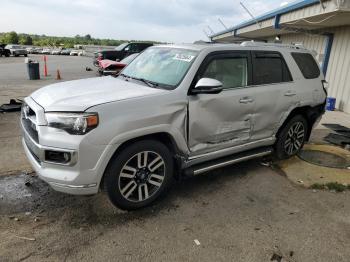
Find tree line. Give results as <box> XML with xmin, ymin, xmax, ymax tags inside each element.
<box><xmin>0</xmin><ymin>31</ymin><xmax>159</xmax><ymax>47</ymax></box>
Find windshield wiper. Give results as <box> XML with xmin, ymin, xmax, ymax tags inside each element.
<box><xmin>119</xmin><ymin>74</ymin><xmax>162</xmax><ymax>88</ymax></box>
<box><xmin>129</xmin><ymin>76</ymin><xmax>159</xmax><ymax>88</ymax></box>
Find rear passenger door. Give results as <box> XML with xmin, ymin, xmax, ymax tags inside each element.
<box><xmin>249</xmin><ymin>51</ymin><xmax>297</xmax><ymax>141</ymax></box>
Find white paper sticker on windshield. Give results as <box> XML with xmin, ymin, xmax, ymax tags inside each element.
<box><xmin>173</xmin><ymin>54</ymin><xmax>195</xmax><ymax>62</ymax></box>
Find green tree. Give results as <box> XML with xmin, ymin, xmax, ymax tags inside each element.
<box><xmin>19</xmin><ymin>35</ymin><xmax>33</xmax><ymax>45</ymax></box>
<box><xmin>4</xmin><ymin>31</ymin><xmax>19</xmax><ymax>44</ymax></box>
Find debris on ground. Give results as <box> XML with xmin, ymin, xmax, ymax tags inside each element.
<box><xmin>86</xmin><ymin>67</ymin><xmax>93</xmax><ymax>71</ymax></box>
<box><xmin>24</xmin><ymin>179</ymin><xmax>32</xmax><ymax>187</ymax></box>
<box><xmin>0</xmin><ymin>99</ymin><xmax>22</xmax><ymax>113</ymax></box>
<box><xmin>324</xmin><ymin>133</ymin><xmax>350</xmax><ymax>146</ymax></box>
<box><xmin>323</xmin><ymin>124</ymin><xmax>350</xmax><ymax>146</ymax></box>
<box><xmin>194</xmin><ymin>239</ymin><xmax>200</xmax><ymax>246</ymax></box>
<box><xmin>270</xmin><ymin>253</ymin><xmax>283</xmax><ymax>262</ymax></box>
<box><xmin>14</xmin><ymin>235</ymin><xmax>36</xmax><ymax>241</ymax></box>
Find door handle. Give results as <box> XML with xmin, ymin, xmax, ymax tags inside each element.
<box><xmin>284</xmin><ymin>90</ymin><xmax>296</xmax><ymax>96</ymax></box>
<box><xmin>239</xmin><ymin>97</ymin><xmax>254</xmax><ymax>104</ymax></box>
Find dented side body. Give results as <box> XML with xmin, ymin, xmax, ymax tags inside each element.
<box><xmin>21</xmin><ymin>43</ymin><xmax>326</xmax><ymax>195</ymax></box>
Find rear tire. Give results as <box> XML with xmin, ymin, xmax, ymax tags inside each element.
<box><xmin>274</xmin><ymin>115</ymin><xmax>308</xmax><ymax>160</ymax></box>
<box><xmin>104</xmin><ymin>140</ymin><xmax>174</xmax><ymax>210</ymax></box>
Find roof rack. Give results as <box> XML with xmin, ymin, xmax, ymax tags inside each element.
<box><xmin>240</xmin><ymin>41</ymin><xmax>306</xmax><ymax>50</ymax></box>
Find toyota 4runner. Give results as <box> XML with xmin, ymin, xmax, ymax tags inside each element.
<box><xmin>21</xmin><ymin>42</ymin><xmax>327</xmax><ymax>210</ymax></box>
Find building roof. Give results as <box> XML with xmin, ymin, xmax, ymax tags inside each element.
<box><xmin>210</xmin><ymin>0</ymin><xmax>320</xmax><ymax>38</ymax></box>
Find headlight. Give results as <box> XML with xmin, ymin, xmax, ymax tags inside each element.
<box><xmin>45</xmin><ymin>112</ymin><xmax>98</xmax><ymax>135</ymax></box>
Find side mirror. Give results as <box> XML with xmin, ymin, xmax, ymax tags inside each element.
<box><xmin>192</xmin><ymin>78</ymin><xmax>223</xmax><ymax>94</ymax></box>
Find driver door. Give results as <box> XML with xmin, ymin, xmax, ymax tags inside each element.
<box><xmin>188</xmin><ymin>51</ymin><xmax>255</xmax><ymax>155</ymax></box>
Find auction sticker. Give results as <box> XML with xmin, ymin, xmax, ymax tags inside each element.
<box><xmin>173</xmin><ymin>53</ymin><xmax>195</xmax><ymax>62</ymax></box>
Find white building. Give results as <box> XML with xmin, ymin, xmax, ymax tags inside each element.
<box><xmin>210</xmin><ymin>0</ymin><xmax>350</xmax><ymax>112</ymax></box>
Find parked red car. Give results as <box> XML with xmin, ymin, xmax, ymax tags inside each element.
<box><xmin>98</xmin><ymin>53</ymin><xmax>139</xmax><ymax>76</ymax></box>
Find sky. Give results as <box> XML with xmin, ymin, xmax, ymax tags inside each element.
<box><xmin>1</xmin><ymin>0</ymin><xmax>288</xmax><ymax>43</ymax></box>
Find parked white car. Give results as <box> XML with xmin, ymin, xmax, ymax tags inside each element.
<box><xmin>51</xmin><ymin>49</ymin><xmax>61</xmax><ymax>55</ymax></box>
<box><xmin>21</xmin><ymin>42</ymin><xmax>327</xmax><ymax>210</ymax></box>
<box><xmin>41</xmin><ymin>48</ymin><xmax>51</xmax><ymax>55</ymax></box>
<box><xmin>70</xmin><ymin>50</ymin><xmax>83</xmax><ymax>56</ymax></box>
<box><xmin>5</xmin><ymin>44</ymin><xmax>27</xmax><ymax>57</ymax></box>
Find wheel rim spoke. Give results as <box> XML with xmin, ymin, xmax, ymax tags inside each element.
<box><xmin>120</xmin><ymin>165</ymin><xmax>137</xmax><ymax>178</ymax></box>
<box><xmin>121</xmin><ymin>181</ymin><xmax>137</xmax><ymax>198</ymax></box>
<box><xmin>148</xmin><ymin>156</ymin><xmax>164</xmax><ymax>172</ymax></box>
<box><xmin>148</xmin><ymin>174</ymin><xmax>164</xmax><ymax>187</ymax></box>
<box><xmin>137</xmin><ymin>152</ymin><xmax>148</xmax><ymax>168</ymax></box>
<box><xmin>138</xmin><ymin>184</ymin><xmax>149</xmax><ymax>201</ymax></box>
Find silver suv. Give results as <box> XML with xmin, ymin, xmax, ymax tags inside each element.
<box><xmin>21</xmin><ymin>42</ymin><xmax>327</xmax><ymax>210</ymax></box>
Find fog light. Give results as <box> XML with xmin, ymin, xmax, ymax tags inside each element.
<box><xmin>45</xmin><ymin>150</ymin><xmax>71</xmax><ymax>164</ymax></box>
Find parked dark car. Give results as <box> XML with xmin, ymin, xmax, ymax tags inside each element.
<box><xmin>93</xmin><ymin>42</ymin><xmax>153</xmax><ymax>66</ymax></box>
<box><xmin>98</xmin><ymin>53</ymin><xmax>139</xmax><ymax>76</ymax></box>
<box><xmin>0</xmin><ymin>44</ymin><xmax>11</xmax><ymax>57</ymax></box>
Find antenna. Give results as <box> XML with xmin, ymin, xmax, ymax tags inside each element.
<box><xmin>218</xmin><ymin>18</ymin><xmax>228</xmax><ymax>29</ymax></box>
<box><xmin>202</xmin><ymin>29</ymin><xmax>210</xmax><ymax>40</ymax></box>
<box><xmin>207</xmin><ymin>26</ymin><xmax>215</xmax><ymax>34</ymax></box>
<box><xmin>239</xmin><ymin>1</ymin><xmax>261</xmax><ymax>28</ymax></box>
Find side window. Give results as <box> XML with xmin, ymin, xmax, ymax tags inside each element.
<box><xmin>253</xmin><ymin>52</ymin><xmax>292</xmax><ymax>85</ymax></box>
<box><xmin>130</xmin><ymin>44</ymin><xmax>139</xmax><ymax>52</ymax></box>
<box><xmin>201</xmin><ymin>57</ymin><xmax>248</xmax><ymax>89</ymax></box>
<box><xmin>291</xmin><ymin>52</ymin><xmax>320</xmax><ymax>79</ymax></box>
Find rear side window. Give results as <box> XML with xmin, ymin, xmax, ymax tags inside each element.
<box><xmin>252</xmin><ymin>51</ymin><xmax>292</xmax><ymax>85</ymax></box>
<box><xmin>291</xmin><ymin>52</ymin><xmax>320</xmax><ymax>79</ymax></box>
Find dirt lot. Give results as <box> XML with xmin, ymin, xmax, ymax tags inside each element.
<box><xmin>0</xmin><ymin>55</ymin><xmax>350</xmax><ymax>262</ymax></box>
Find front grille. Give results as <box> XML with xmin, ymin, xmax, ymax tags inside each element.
<box><xmin>21</xmin><ymin>103</ymin><xmax>39</xmax><ymax>143</ymax></box>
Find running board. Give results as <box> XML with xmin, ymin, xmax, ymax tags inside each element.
<box><xmin>184</xmin><ymin>147</ymin><xmax>273</xmax><ymax>176</ymax></box>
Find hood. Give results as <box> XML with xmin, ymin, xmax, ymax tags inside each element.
<box><xmin>31</xmin><ymin>76</ymin><xmax>167</xmax><ymax>111</ymax></box>
<box><xmin>99</xmin><ymin>59</ymin><xmax>126</xmax><ymax>69</ymax></box>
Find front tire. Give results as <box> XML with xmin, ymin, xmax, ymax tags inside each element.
<box><xmin>274</xmin><ymin>115</ymin><xmax>308</xmax><ymax>159</ymax></box>
<box><xmin>104</xmin><ymin>140</ymin><xmax>174</xmax><ymax>210</ymax></box>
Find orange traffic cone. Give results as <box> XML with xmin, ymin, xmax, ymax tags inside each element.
<box><xmin>56</xmin><ymin>69</ymin><xmax>61</xmax><ymax>80</ymax></box>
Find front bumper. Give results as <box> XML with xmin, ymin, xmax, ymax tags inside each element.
<box><xmin>20</xmin><ymin>97</ymin><xmax>117</xmax><ymax>195</ymax></box>
<box><xmin>22</xmin><ymin>134</ymin><xmax>99</xmax><ymax>195</ymax></box>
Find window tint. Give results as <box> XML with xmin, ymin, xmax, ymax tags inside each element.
<box><xmin>253</xmin><ymin>52</ymin><xmax>292</xmax><ymax>85</ymax></box>
<box><xmin>202</xmin><ymin>58</ymin><xmax>248</xmax><ymax>89</ymax></box>
<box><xmin>129</xmin><ymin>44</ymin><xmax>139</xmax><ymax>52</ymax></box>
<box><xmin>291</xmin><ymin>52</ymin><xmax>320</xmax><ymax>79</ymax></box>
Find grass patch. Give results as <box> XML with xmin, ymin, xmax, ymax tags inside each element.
<box><xmin>311</xmin><ymin>182</ymin><xmax>350</xmax><ymax>192</ymax></box>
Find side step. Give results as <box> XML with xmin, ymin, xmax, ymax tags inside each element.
<box><xmin>184</xmin><ymin>146</ymin><xmax>273</xmax><ymax>176</ymax></box>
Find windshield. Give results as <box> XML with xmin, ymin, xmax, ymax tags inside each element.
<box><xmin>121</xmin><ymin>53</ymin><xmax>138</xmax><ymax>64</ymax></box>
<box><xmin>121</xmin><ymin>47</ymin><xmax>198</xmax><ymax>88</ymax></box>
<box><xmin>115</xmin><ymin>43</ymin><xmax>129</xmax><ymax>51</ymax></box>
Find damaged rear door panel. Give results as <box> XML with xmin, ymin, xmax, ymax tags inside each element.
<box><xmin>188</xmin><ymin>51</ymin><xmax>254</xmax><ymax>154</ymax></box>
<box><xmin>249</xmin><ymin>51</ymin><xmax>298</xmax><ymax>140</ymax></box>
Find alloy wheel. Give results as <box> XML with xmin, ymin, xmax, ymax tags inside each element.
<box><xmin>284</xmin><ymin>121</ymin><xmax>305</xmax><ymax>155</ymax></box>
<box><xmin>118</xmin><ymin>151</ymin><xmax>166</xmax><ymax>202</ymax></box>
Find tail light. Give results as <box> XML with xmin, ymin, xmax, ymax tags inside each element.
<box><xmin>97</xmin><ymin>53</ymin><xmax>103</xmax><ymax>61</ymax></box>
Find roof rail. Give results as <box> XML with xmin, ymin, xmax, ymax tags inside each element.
<box><xmin>240</xmin><ymin>41</ymin><xmax>306</xmax><ymax>50</ymax></box>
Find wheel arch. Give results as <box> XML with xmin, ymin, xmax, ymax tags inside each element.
<box><xmin>100</xmin><ymin>132</ymin><xmax>183</xmax><ymax>190</ymax></box>
<box><xmin>277</xmin><ymin>104</ymin><xmax>324</xmax><ymax>141</ymax></box>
